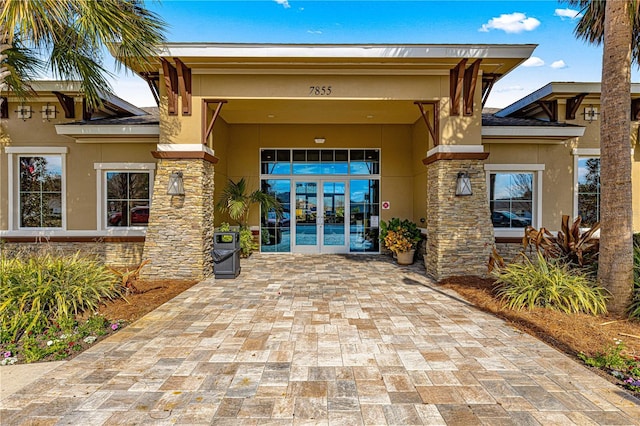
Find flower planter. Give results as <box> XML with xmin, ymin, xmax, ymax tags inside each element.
<box><xmin>396</xmin><ymin>249</ymin><xmax>416</xmax><ymax>265</ymax></box>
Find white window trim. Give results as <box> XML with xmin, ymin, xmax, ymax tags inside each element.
<box><xmin>94</xmin><ymin>163</ymin><xmax>155</xmax><ymax>232</ymax></box>
<box><xmin>6</xmin><ymin>147</ymin><xmax>68</xmax><ymax>231</ymax></box>
<box><xmin>484</xmin><ymin>164</ymin><xmax>545</xmax><ymax>237</ymax></box>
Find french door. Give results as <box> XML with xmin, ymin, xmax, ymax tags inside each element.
<box><xmin>293</xmin><ymin>179</ymin><xmax>348</xmax><ymax>253</ymax></box>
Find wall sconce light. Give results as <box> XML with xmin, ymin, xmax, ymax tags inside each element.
<box><xmin>314</xmin><ymin>137</ymin><xmax>326</xmax><ymax>144</ymax></box>
<box><xmin>167</xmin><ymin>171</ymin><xmax>185</xmax><ymax>195</ymax></box>
<box><xmin>455</xmin><ymin>171</ymin><xmax>472</xmax><ymax>196</ymax></box>
<box><xmin>42</xmin><ymin>104</ymin><xmax>56</xmax><ymax>120</ymax></box>
<box><xmin>583</xmin><ymin>106</ymin><xmax>600</xmax><ymax>123</ymax></box>
<box><xmin>16</xmin><ymin>105</ymin><xmax>32</xmax><ymax>120</ymax></box>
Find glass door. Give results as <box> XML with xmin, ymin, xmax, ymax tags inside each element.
<box><xmin>293</xmin><ymin>179</ymin><xmax>348</xmax><ymax>253</ymax></box>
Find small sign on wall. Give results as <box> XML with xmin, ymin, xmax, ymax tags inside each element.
<box><xmin>382</xmin><ymin>201</ymin><xmax>390</xmax><ymax>210</ymax></box>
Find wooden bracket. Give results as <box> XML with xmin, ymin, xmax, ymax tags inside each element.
<box><xmin>161</xmin><ymin>58</ymin><xmax>179</xmax><ymax>115</ymax></box>
<box><xmin>82</xmin><ymin>98</ymin><xmax>93</xmax><ymax>121</ymax></box>
<box><xmin>414</xmin><ymin>101</ymin><xmax>440</xmax><ymax>147</ymax></box>
<box><xmin>0</xmin><ymin>97</ymin><xmax>7</xmax><ymax>118</ymax></box>
<box><xmin>481</xmin><ymin>73</ymin><xmax>500</xmax><ymax>107</ymax></box>
<box><xmin>140</xmin><ymin>72</ymin><xmax>160</xmax><ymax>106</ymax></box>
<box><xmin>463</xmin><ymin>59</ymin><xmax>482</xmax><ymax>116</ymax></box>
<box><xmin>450</xmin><ymin>59</ymin><xmax>467</xmax><ymax>116</ymax></box>
<box><xmin>202</xmin><ymin>99</ymin><xmax>227</xmax><ymax>146</ymax></box>
<box><xmin>537</xmin><ymin>100</ymin><xmax>558</xmax><ymax>122</ymax></box>
<box><xmin>566</xmin><ymin>93</ymin><xmax>587</xmax><ymax>120</ymax></box>
<box><xmin>52</xmin><ymin>91</ymin><xmax>75</xmax><ymax>118</ymax></box>
<box><xmin>174</xmin><ymin>58</ymin><xmax>192</xmax><ymax>116</ymax></box>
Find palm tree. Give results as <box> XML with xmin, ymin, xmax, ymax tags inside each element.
<box><xmin>217</xmin><ymin>178</ymin><xmax>283</xmax><ymax>228</ymax></box>
<box><xmin>1</xmin><ymin>0</ymin><xmax>165</xmax><ymax>108</ymax></box>
<box><xmin>568</xmin><ymin>0</ymin><xmax>636</xmax><ymax>315</ymax></box>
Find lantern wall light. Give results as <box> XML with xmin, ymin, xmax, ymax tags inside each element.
<box><xmin>167</xmin><ymin>171</ymin><xmax>185</xmax><ymax>195</ymax></box>
<box><xmin>455</xmin><ymin>171</ymin><xmax>472</xmax><ymax>196</ymax></box>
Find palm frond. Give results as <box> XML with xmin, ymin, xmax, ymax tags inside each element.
<box><xmin>1</xmin><ymin>34</ymin><xmax>43</xmax><ymax>99</ymax></box>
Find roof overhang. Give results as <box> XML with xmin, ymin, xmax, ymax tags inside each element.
<box><xmin>482</xmin><ymin>125</ymin><xmax>585</xmax><ymax>141</ymax></box>
<box><xmin>497</xmin><ymin>82</ymin><xmax>640</xmax><ymax>118</ymax></box>
<box><xmin>131</xmin><ymin>43</ymin><xmax>536</xmax><ymax>77</ymax></box>
<box><xmin>56</xmin><ymin>124</ymin><xmax>159</xmax><ymax>143</ymax></box>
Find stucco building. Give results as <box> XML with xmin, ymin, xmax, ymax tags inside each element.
<box><xmin>2</xmin><ymin>44</ymin><xmax>639</xmax><ymax>281</ymax></box>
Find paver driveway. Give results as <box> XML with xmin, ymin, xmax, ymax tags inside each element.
<box><xmin>1</xmin><ymin>254</ymin><xmax>639</xmax><ymax>425</ymax></box>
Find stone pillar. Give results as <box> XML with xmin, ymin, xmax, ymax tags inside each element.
<box><xmin>425</xmin><ymin>157</ymin><xmax>495</xmax><ymax>280</ymax></box>
<box><xmin>141</xmin><ymin>156</ymin><xmax>215</xmax><ymax>280</ymax></box>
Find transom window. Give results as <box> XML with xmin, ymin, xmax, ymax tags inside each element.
<box><xmin>19</xmin><ymin>155</ymin><xmax>63</xmax><ymax>228</ymax></box>
<box><xmin>261</xmin><ymin>149</ymin><xmax>380</xmax><ymax>175</ymax></box>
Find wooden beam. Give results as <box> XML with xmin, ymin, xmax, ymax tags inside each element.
<box><xmin>463</xmin><ymin>59</ymin><xmax>482</xmax><ymax>116</ymax></box>
<box><xmin>161</xmin><ymin>58</ymin><xmax>179</xmax><ymax>116</ymax></box>
<box><xmin>537</xmin><ymin>100</ymin><xmax>558</xmax><ymax>122</ymax></box>
<box><xmin>82</xmin><ymin>97</ymin><xmax>93</xmax><ymax>121</ymax></box>
<box><xmin>632</xmin><ymin>98</ymin><xmax>640</xmax><ymax>121</ymax></box>
<box><xmin>0</xmin><ymin>97</ymin><xmax>7</xmax><ymax>118</ymax></box>
<box><xmin>141</xmin><ymin>72</ymin><xmax>160</xmax><ymax>106</ymax></box>
<box><xmin>449</xmin><ymin>59</ymin><xmax>467</xmax><ymax>116</ymax></box>
<box><xmin>566</xmin><ymin>93</ymin><xmax>587</xmax><ymax>120</ymax></box>
<box><xmin>481</xmin><ymin>73</ymin><xmax>500</xmax><ymax>107</ymax></box>
<box><xmin>52</xmin><ymin>91</ymin><xmax>75</xmax><ymax>118</ymax></box>
<box><xmin>174</xmin><ymin>58</ymin><xmax>192</xmax><ymax>116</ymax></box>
<box><xmin>414</xmin><ymin>101</ymin><xmax>440</xmax><ymax>147</ymax></box>
<box><xmin>201</xmin><ymin>99</ymin><xmax>227</xmax><ymax>146</ymax></box>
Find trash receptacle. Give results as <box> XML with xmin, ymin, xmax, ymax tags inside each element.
<box><xmin>213</xmin><ymin>232</ymin><xmax>241</xmax><ymax>279</ymax></box>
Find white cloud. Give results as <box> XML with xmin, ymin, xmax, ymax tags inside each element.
<box><xmin>274</xmin><ymin>0</ymin><xmax>290</xmax><ymax>8</ymax></box>
<box><xmin>550</xmin><ymin>60</ymin><xmax>567</xmax><ymax>69</ymax></box>
<box><xmin>495</xmin><ymin>85</ymin><xmax>524</xmax><ymax>93</ymax></box>
<box><xmin>554</xmin><ymin>8</ymin><xmax>583</xmax><ymax>20</ymax></box>
<box><xmin>522</xmin><ymin>57</ymin><xmax>545</xmax><ymax>67</ymax></box>
<box><xmin>479</xmin><ymin>12</ymin><xmax>540</xmax><ymax>34</ymax></box>
<box><xmin>307</xmin><ymin>30</ymin><xmax>322</xmax><ymax>34</ymax></box>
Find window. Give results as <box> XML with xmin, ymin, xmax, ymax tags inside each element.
<box><xmin>260</xmin><ymin>179</ymin><xmax>291</xmax><ymax>252</ymax></box>
<box><xmin>95</xmin><ymin>163</ymin><xmax>155</xmax><ymax>230</ymax></box>
<box><xmin>19</xmin><ymin>155</ymin><xmax>63</xmax><ymax>228</ymax></box>
<box><xmin>485</xmin><ymin>164</ymin><xmax>544</xmax><ymax>234</ymax></box>
<box><xmin>6</xmin><ymin>147</ymin><xmax>67</xmax><ymax>230</ymax></box>
<box><xmin>260</xmin><ymin>149</ymin><xmax>378</xmax><ymax>176</ymax></box>
<box><xmin>576</xmin><ymin>157</ymin><xmax>600</xmax><ymax>227</ymax></box>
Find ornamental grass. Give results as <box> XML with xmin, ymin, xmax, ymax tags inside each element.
<box><xmin>492</xmin><ymin>252</ymin><xmax>608</xmax><ymax>315</ymax></box>
<box><xmin>0</xmin><ymin>252</ymin><xmax>122</xmax><ymax>342</ymax></box>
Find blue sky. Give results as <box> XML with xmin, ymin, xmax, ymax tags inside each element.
<box><xmin>111</xmin><ymin>0</ymin><xmax>634</xmax><ymax>108</ymax></box>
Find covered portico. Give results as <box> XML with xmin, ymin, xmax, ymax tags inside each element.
<box><xmin>129</xmin><ymin>43</ymin><xmax>535</xmax><ymax>280</ymax></box>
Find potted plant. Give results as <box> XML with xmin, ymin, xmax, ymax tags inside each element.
<box><xmin>216</xmin><ymin>178</ymin><xmax>283</xmax><ymax>257</ymax></box>
<box><xmin>380</xmin><ymin>218</ymin><xmax>421</xmax><ymax>265</ymax></box>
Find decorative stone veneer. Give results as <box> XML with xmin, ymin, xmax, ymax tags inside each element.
<box><xmin>141</xmin><ymin>158</ymin><xmax>215</xmax><ymax>280</ymax></box>
<box><xmin>1</xmin><ymin>241</ymin><xmax>144</xmax><ymax>267</ymax></box>
<box><xmin>425</xmin><ymin>159</ymin><xmax>495</xmax><ymax>280</ymax></box>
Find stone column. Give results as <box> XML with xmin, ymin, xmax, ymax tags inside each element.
<box><xmin>141</xmin><ymin>156</ymin><xmax>216</xmax><ymax>280</ymax></box>
<box><xmin>425</xmin><ymin>156</ymin><xmax>495</xmax><ymax>280</ymax></box>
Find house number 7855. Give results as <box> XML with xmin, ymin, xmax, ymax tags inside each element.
<box><xmin>309</xmin><ymin>86</ymin><xmax>332</xmax><ymax>96</ymax></box>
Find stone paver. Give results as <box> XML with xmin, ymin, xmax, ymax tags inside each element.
<box><xmin>1</xmin><ymin>254</ymin><xmax>639</xmax><ymax>425</ymax></box>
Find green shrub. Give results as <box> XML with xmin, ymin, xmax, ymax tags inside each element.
<box><xmin>0</xmin><ymin>252</ymin><xmax>121</xmax><ymax>342</ymax></box>
<box><xmin>239</xmin><ymin>227</ymin><xmax>258</xmax><ymax>257</ymax></box>
<box><xmin>493</xmin><ymin>253</ymin><xmax>608</xmax><ymax>315</ymax></box>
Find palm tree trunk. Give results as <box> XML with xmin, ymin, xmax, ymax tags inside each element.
<box><xmin>598</xmin><ymin>0</ymin><xmax>634</xmax><ymax>315</ymax></box>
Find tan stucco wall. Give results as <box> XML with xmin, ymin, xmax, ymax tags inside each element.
<box><xmin>1</xmin><ymin>99</ymin><xmax>157</xmax><ymax>231</ymax></box>
<box><xmin>216</xmin><ymin>123</ymin><xmax>416</xmax><ymax>228</ymax></box>
<box><xmin>484</xmin><ymin>143</ymin><xmax>575</xmax><ymax>231</ymax></box>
